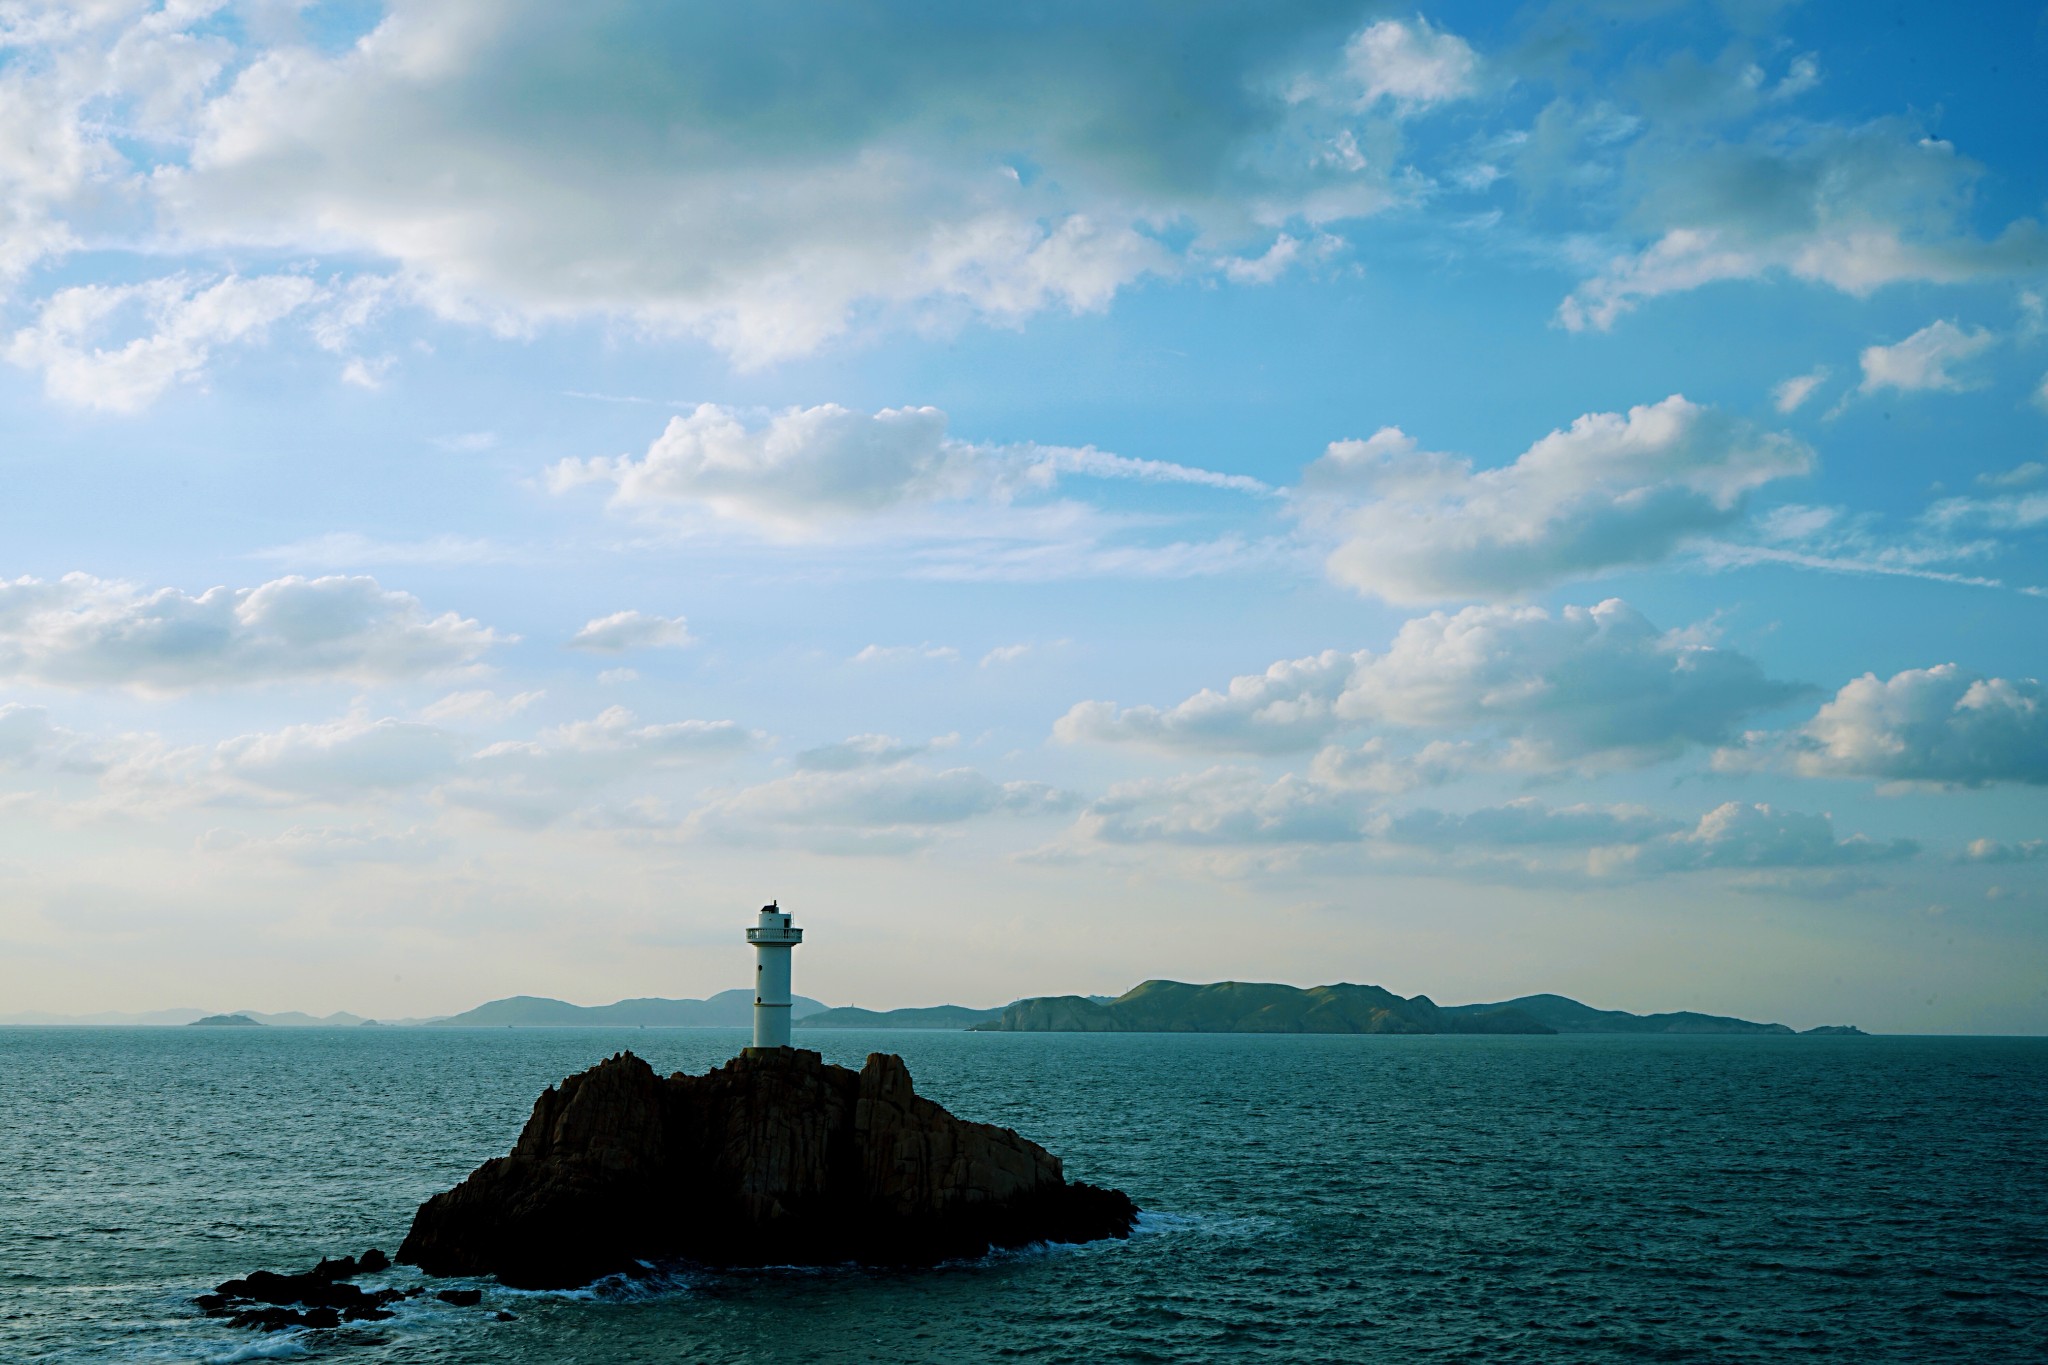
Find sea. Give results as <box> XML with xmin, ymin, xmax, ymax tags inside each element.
<box><xmin>3</xmin><ymin>1027</ymin><xmax>2044</xmax><ymax>1364</ymax></box>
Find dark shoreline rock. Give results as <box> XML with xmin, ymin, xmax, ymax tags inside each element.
<box><xmin>398</xmin><ymin>1047</ymin><xmax>1138</xmax><ymax>1289</ymax></box>
<box><xmin>196</xmin><ymin>1248</ymin><xmax>409</xmax><ymax>1332</ymax></box>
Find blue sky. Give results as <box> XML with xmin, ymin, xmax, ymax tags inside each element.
<box><xmin>1</xmin><ymin>0</ymin><xmax>2044</xmax><ymax>1030</ymax></box>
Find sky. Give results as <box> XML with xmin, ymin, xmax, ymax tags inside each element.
<box><xmin>1</xmin><ymin>0</ymin><xmax>2045</xmax><ymax>1032</ymax></box>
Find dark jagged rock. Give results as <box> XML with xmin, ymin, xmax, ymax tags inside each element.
<box><xmin>229</xmin><ymin>1304</ymin><xmax>343</xmax><ymax>1332</ymax></box>
<box><xmin>311</xmin><ymin>1247</ymin><xmax>389</xmax><ymax>1280</ymax></box>
<box><xmin>198</xmin><ymin>1248</ymin><xmax>402</xmax><ymax>1332</ymax></box>
<box><xmin>436</xmin><ymin>1288</ymin><xmax>483</xmax><ymax>1306</ymax></box>
<box><xmin>398</xmin><ymin>1047</ymin><xmax>1139</xmax><ymax>1289</ymax></box>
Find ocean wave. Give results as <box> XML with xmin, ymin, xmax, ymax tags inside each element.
<box><xmin>199</xmin><ymin>1337</ymin><xmax>311</xmax><ymax>1365</ymax></box>
<box><xmin>495</xmin><ymin>1262</ymin><xmax>700</xmax><ymax>1302</ymax></box>
<box><xmin>491</xmin><ymin>1238</ymin><xmax>1129</xmax><ymax>1298</ymax></box>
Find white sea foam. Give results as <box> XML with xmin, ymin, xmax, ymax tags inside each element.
<box><xmin>200</xmin><ymin>1337</ymin><xmax>311</xmax><ymax>1365</ymax></box>
<box><xmin>495</xmin><ymin>1263</ymin><xmax>699</xmax><ymax>1301</ymax></box>
<box><xmin>1134</xmin><ymin>1210</ymin><xmax>1285</xmax><ymax>1239</ymax></box>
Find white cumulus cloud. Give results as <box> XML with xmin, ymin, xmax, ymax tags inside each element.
<box><xmin>1065</xmin><ymin>777</ymin><xmax>1910</xmax><ymax>884</ymax></box>
<box><xmin>1556</xmin><ymin>120</ymin><xmax>2047</xmax><ymax>331</ymax></box>
<box><xmin>0</xmin><ymin>573</ymin><xmax>504</xmax><ymax>692</ymax></box>
<box><xmin>152</xmin><ymin>3</ymin><xmax>1455</xmax><ymax>364</ymax></box>
<box><xmin>1961</xmin><ymin>837</ymin><xmax>2047</xmax><ymax>864</ymax></box>
<box><xmin>0</xmin><ymin>1</ymin><xmax>235</xmax><ymax>283</ymax></box>
<box><xmin>1858</xmin><ymin>319</ymin><xmax>1997</xmax><ymax>394</ymax></box>
<box><xmin>1340</xmin><ymin>17</ymin><xmax>1480</xmax><ymax>112</ymax></box>
<box><xmin>550</xmin><ymin>402</ymin><xmax>1262</xmax><ymax>537</ymax></box>
<box><xmin>1787</xmin><ymin>664</ymin><xmax>2048</xmax><ymax>788</ymax></box>
<box><xmin>568</xmin><ymin>610</ymin><xmax>695</xmax><ymax>653</ymax></box>
<box><xmin>1059</xmin><ymin>599</ymin><xmax>1806</xmax><ymax>770</ymax></box>
<box><xmin>1773</xmin><ymin>367</ymin><xmax>1830</xmax><ymax>413</ymax></box>
<box><xmin>1058</xmin><ymin>648</ymin><xmax>1357</xmax><ymax>756</ymax></box>
<box><xmin>1302</xmin><ymin>396</ymin><xmax>1813</xmax><ymax>604</ymax></box>
<box><xmin>1612</xmin><ymin>802</ymin><xmax>1916</xmax><ymax>874</ymax></box>
<box><xmin>5</xmin><ymin>273</ymin><xmax>322</xmax><ymax>412</ymax></box>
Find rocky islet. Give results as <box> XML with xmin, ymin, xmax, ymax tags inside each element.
<box><xmin>196</xmin><ymin>1248</ymin><xmax>405</xmax><ymax>1332</ymax></box>
<box><xmin>192</xmin><ymin>1045</ymin><xmax>1135</xmax><ymax>1333</ymax></box>
<box><xmin>398</xmin><ymin>1046</ymin><xmax>1138</xmax><ymax>1288</ymax></box>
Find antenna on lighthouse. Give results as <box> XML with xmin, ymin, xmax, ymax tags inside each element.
<box><xmin>745</xmin><ymin>901</ymin><xmax>803</xmax><ymax>1051</ymax></box>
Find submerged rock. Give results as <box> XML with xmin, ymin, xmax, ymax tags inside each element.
<box><xmin>398</xmin><ymin>1047</ymin><xmax>1138</xmax><ymax>1288</ymax></box>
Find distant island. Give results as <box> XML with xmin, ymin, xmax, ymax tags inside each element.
<box><xmin>8</xmin><ymin>986</ymin><xmax>1862</xmax><ymax>1034</ymax></box>
<box><xmin>968</xmin><ymin>982</ymin><xmax>1863</xmax><ymax>1036</ymax></box>
<box><xmin>425</xmin><ymin>989</ymin><xmax>827</xmax><ymax>1028</ymax></box>
<box><xmin>796</xmin><ymin>995</ymin><xmax>1119</xmax><ymax>1030</ymax></box>
<box><xmin>798</xmin><ymin>1004</ymin><xmax>1005</xmax><ymax>1029</ymax></box>
<box><xmin>1</xmin><ymin>1007</ymin><xmax>387</xmax><ymax>1027</ymax></box>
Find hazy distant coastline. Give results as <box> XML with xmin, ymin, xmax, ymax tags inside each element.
<box><xmin>425</xmin><ymin>990</ymin><xmax>828</xmax><ymax>1028</ymax></box>
<box><xmin>972</xmin><ymin>982</ymin><xmax>1861</xmax><ymax>1035</ymax></box>
<box><xmin>0</xmin><ymin>989</ymin><xmax>824</xmax><ymax>1029</ymax></box>
<box><xmin>1</xmin><ymin>981</ymin><xmax>1860</xmax><ymax>1034</ymax></box>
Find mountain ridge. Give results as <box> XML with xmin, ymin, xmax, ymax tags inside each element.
<box><xmin>1</xmin><ymin>985</ymin><xmax>1860</xmax><ymax>1034</ymax></box>
<box><xmin>1442</xmin><ymin>993</ymin><xmax>1803</xmax><ymax>1035</ymax></box>
<box><xmin>426</xmin><ymin>990</ymin><xmax>828</xmax><ymax>1028</ymax></box>
<box><xmin>972</xmin><ymin>981</ymin><xmax>1860</xmax><ymax>1036</ymax></box>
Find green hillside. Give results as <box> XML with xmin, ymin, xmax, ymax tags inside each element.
<box><xmin>972</xmin><ymin>980</ymin><xmax>1551</xmax><ymax>1034</ymax></box>
<box><xmin>1442</xmin><ymin>994</ymin><xmax>1795</xmax><ymax>1034</ymax></box>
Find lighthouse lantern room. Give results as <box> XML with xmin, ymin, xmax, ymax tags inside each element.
<box><xmin>745</xmin><ymin>901</ymin><xmax>803</xmax><ymax>1050</ymax></box>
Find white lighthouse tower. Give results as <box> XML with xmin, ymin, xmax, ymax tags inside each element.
<box><xmin>745</xmin><ymin>901</ymin><xmax>802</xmax><ymax>1050</ymax></box>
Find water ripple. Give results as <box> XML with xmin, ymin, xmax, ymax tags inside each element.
<box><xmin>2</xmin><ymin>1028</ymin><xmax>2044</xmax><ymax>1363</ymax></box>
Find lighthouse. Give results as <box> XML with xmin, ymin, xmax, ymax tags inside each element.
<box><xmin>745</xmin><ymin>901</ymin><xmax>803</xmax><ymax>1050</ymax></box>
